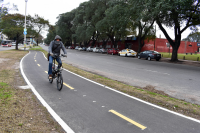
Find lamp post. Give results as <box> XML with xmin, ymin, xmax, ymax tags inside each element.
<box><xmin>24</xmin><ymin>0</ymin><xmax>28</xmax><ymax>50</ymax></box>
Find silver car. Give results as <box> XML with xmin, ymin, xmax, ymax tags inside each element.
<box><xmin>93</xmin><ymin>47</ymin><xmax>100</xmax><ymax>52</ymax></box>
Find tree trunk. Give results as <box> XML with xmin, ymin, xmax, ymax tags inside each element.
<box><xmin>171</xmin><ymin>46</ymin><xmax>178</xmax><ymax>61</ymax></box>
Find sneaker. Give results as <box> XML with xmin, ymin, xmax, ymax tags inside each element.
<box><xmin>49</xmin><ymin>74</ymin><xmax>52</xmax><ymax>79</ymax></box>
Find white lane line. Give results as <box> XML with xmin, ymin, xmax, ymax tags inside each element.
<box><xmin>20</xmin><ymin>51</ymin><xmax>75</xmax><ymax>133</ymax></box>
<box><xmin>40</xmin><ymin>51</ymin><xmax>200</xmax><ymax>124</ymax></box>
<box><xmin>145</xmin><ymin>69</ymin><xmax>170</xmax><ymax>75</ymax></box>
<box><xmin>93</xmin><ymin>101</ymin><xmax>96</xmax><ymax>103</ymax></box>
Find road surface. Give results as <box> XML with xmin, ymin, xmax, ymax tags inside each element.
<box><xmin>41</xmin><ymin>45</ymin><xmax>200</xmax><ymax>105</ymax></box>
<box><xmin>21</xmin><ymin>50</ymin><xmax>200</xmax><ymax>133</ymax></box>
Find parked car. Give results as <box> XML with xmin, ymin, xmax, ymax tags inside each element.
<box><xmin>68</xmin><ymin>46</ymin><xmax>74</xmax><ymax>49</ymax></box>
<box><xmin>118</xmin><ymin>49</ymin><xmax>137</xmax><ymax>57</ymax></box>
<box><xmin>138</xmin><ymin>50</ymin><xmax>161</xmax><ymax>61</ymax></box>
<box><xmin>75</xmin><ymin>46</ymin><xmax>80</xmax><ymax>50</ymax></box>
<box><xmin>82</xmin><ymin>47</ymin><xmax>87</xmax><ymax>51</ymax></box>
<box><xmin>78</xmin><ymin>47</ymin><xmax>83</xmax><ymax>51</ymax></box>
<box><xmin>99</xmin><ymin>48</ymin><xmax>107</xmax><ymax>54</ymax></box>
<box><xmin>87</xmin><ymin>47</ymin><xmax>94</xmax><ymax>52</ymax></box>
<box><xmin>93</xmin><ymin>47</ymin><xmax>100</xmax><ymax>52</ymax></box>
<box><xmin>67</xmin><ymin>46</ymin><xmax>71</xmax><ymax>49</ymax></box>
<box><xmin>11</xmin><ymin>42</ymin><xmax>16</xmax><ymax>46</ymax></box>
<box><xmin>107</xmin><ymin>48</ymin><xmax>120</xmax><ymax>55</ymax></box>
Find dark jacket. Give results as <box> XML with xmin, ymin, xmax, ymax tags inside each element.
<box><xmin>49</xmin><ymin>35</ymin><xmax>67</xmax><ymax>55</ymax></box>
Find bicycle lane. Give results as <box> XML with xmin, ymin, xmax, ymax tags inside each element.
<box><xmin>22</xmin><ymin>51</ymin><xmax>200</xmax><ymax>133</ymax></box>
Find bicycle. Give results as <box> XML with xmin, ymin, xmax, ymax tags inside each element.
<box><xmin>48</xmin><ymin>54</ymin><xmax>66</xmax><ymax>91</ymax></box>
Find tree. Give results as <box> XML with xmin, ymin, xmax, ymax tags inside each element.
<box><xmin>30</xmin><ymin>14</ymin><xmax>49</xmax><ymax>46</ymax></box>
<box><xmin>147</xmin><ymin>0</ymin><xmax>200</xmax><ymax>61</ymax></box>
<box><xmin>45</xmin><ymin>25</ymin><xmax>56</xmax><ymax>45</ymax></box>
<box><xmin>0</xmin><ymin>2</ymin><xmax>18</xmax><ymax>19</ymax></box>
<box><xmin>56</xmin><ymin>10</ymin><xmax>76</xmax><ymax>46</ymax></box>
<box><xmin>182</xmin><ymin>32</ymin><xmax>200</xmax><ymax>42</ymax></box>
<box><xmin>0</xmin><ymin>13</ymin><xmax>34</xmax><ymax>50</ymax></box>
<box><xmin>128</xmin><ymin>0</ymin><xmax>156</xmax><ymax>54</ymax></box>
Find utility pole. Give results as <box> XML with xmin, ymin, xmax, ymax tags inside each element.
<box><xmin>24</xmin><ymin>0</ymin><xmax>28</xmax><ymax>50</ymax></box>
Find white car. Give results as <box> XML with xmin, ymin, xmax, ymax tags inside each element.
<box><xmin>78</xmin><ymin>47</ymin><xmax>83</xmax><ymax>51</ymax></box>
<box><xmin>93</xmin><ymin>47</ymin><xmax>100</xmax><ymax>52</ymax></box>
<box><xmin>118</xmin><ymin>49</ymin><xmax>137</xmax><ymax>57</ymax></box>
<box><xmin>12</xmin><ymin>42</ymin><xmax>16</xmax><ymax>46</ymax></box>
<box><xmin>75</xmin><ymin>46</ymin><xmax>80</xmax><ymax>50</ymax></box>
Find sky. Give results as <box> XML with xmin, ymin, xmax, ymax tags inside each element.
<box><xmin>3</xmin><ymin>0</ymin><xmax>193</xmax><ymax>39</ymax></box>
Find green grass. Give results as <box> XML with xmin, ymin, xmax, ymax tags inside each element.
<box><xmin>160</xmin><ymin>52</ymin><xmax>200</xmax><ymax>61</ymax></box>
<box><xmin>0</xmin><ymin>82</ymin><xmax>12</xmax><ymax>101</ymax></box>
<box><xmin>29</xmin><ymin>46</ymin><xmax>43</xmax><ymax>50</ymax></box>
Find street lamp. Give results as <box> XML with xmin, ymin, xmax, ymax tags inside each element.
<box><xmin>24</xmin><ymin>0</ymin><xmax>28</xmax><ymax>50</ymax></box>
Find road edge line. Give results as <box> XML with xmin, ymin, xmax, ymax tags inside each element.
<box><xmin>20</xmin><ymin>51</ymin><xmax>75</xmax><ymax>133</ymax></box>
<box><xmin>41</xmin><ymin>51</ymin><xmax>200</xmax><ymax>124</ymax></box>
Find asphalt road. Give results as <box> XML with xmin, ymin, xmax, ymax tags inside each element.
<box><xmin>41</xmin><ymin>45</ymin><xmax>200</xmax><ymax>105</ymax></box>
<box><xmin>22</xmin><ymin>50</ymin><xmax>200</xmax><ymax>133</ymax></box>
<box><xmin>0</xmin><ymin>45</ymin><xmax>24</xmax><ymax>51</ymax></box>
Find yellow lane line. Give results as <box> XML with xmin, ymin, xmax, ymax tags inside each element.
<box><xmin>109</xmin><ymin>110</ymin><xmax>147</xmax><ymax>130</ymax></box>
<box><xmin>63</xmin><ymin>83</ymin><xmax>74</xmax><ymax>90</ymax></box>
<box><xmin>37</xmin><ymin>64</ymin><xmax>40</xmax><ymax>67</ymax></box>
<box><xmin>35</xmin><ymin>60</ymin><xmax>36</xmax><ymax>62</ymax></box>
<box><xmin>44</xmin><ymin>71</ymin><xmax>74</xmax><ymax>90</ymax></box>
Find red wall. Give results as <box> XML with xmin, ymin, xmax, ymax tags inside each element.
<box><xmin>72</xmin><ymin>38</ymin><xmax>199</xmax><ymax>53</ymax></box>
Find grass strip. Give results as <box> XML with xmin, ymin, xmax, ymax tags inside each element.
<box><xmin>40</xmin><ymin>49</ymin><xmax>200</xmax><ymax>120</ymax></box>
<box><xmin>160</xmin><ymin>52</ymin><xmax>200</xmax><ymax>61</ymax></box>
<box><xmin>0</xmin><ymin>50</ymin><xmax>64</xmax><ymax>132</ymax></box>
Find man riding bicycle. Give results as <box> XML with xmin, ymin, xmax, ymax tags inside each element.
<box><xmin>48</xmin><ymin>35</ymin><xmax>67</xmax><ymax>79</ymax></box>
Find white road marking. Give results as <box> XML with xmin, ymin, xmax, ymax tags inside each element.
<box><xmin>93</xmin><ymin>101</ymin><xmax>96</xmax><ymax>103</ymax></box>
<box><xmin>18</xmin><ymin>85</ymin><xmax>30</xmax><ymax>89</ymax></box>
<box><xmin>40</xmin><ymin>51</ymin><xmax>200</xmax><ymax>124</ymax></box>
<box><xmin>21</xmin><ymin>51</ymin><xmax>75</xmax><ymax>133</ymax></box>
<box><xmin>145</xmin><ymin>69</ymin><xmax>170</xmax><ymax>75</ymax></box>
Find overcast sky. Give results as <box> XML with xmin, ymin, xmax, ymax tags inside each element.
<box><xmin>3</xmin><ymin>0</ymin><xmax>192</xmax><ymax>39</ymax></box>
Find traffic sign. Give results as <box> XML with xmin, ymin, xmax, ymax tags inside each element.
<box><xmin>23</xmin><ymin>31</ymin><xmax>27</xmax><ymax>35</ymax></box>
<box><xmin>24</xmin><ymin>28</ymin><xmax>27</xmax><ymax>32</ymax></box>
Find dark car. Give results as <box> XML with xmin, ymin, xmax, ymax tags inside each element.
<box><xmin>107</xmin><ymin>48</ymin><xmax>120</xmax><ymax>55</ymax></box>
<box><xmin>82</xmin><ymin>47</ymin><xmax>87</xmax><ymax>51</ymax></box>
<box><xmin>138</xmin><ymin>51</ymin><xmax>161</xmax><ymax>61</ymax></box>
<box><xmin>99</xmin><ymin>48</ymin><xmax>107</xmax><ymax>54</ymax></box>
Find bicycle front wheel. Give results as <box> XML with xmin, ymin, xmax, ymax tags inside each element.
<box><xmin>57</xmin><ymin>74</ymin><xmax>63</xmax><ymax>91</ymax></box>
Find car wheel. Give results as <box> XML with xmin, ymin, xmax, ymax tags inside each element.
<box><xmin>118</xmin><ymin>53</ymin><xmax>120</xmax><ymax>56</ymax></box>
<box><xmin>138</xmin><ymin>55</ymin><xmax>141</xmax><ymax>59</ymax></box>
<box><xmin>156</xmin><ymin>59</ymin><xmax>160</xmax><ymax>61</ymax></box>
<box><xmin>148</xmin><ymin>56</ymin><xmax>151</xmax><ymax>61</ymax></box>
<box><xmin>125</xmin><ymin>54</ymin><xmax>127</xmax><ymax>57</ymax></box>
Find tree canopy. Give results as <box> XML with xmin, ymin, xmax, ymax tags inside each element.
<box><xmin>46</xmin><ymin>0</ymin><xmax>200</xmax><ymax>61</ymax></box>
<box><xmin>0</xmin><ymin>13</ymin><xmax>49</xmax><ymax>49</ymax></box>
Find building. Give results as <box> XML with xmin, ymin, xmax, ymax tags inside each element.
<box><xmin>73</xmin><ymin>38</ymin><xmax>200</xmax><ymax>53</ymax></box>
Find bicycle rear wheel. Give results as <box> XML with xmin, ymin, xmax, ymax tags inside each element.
<box><xmin>57</xmin><ymin>74</ymin><xmax>63</xmax><ymax>91</ymax></box>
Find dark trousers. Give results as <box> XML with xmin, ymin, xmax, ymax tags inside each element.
<box><xmin>48</xmin><ymin>56</ymin><xmax>62</xmax><ymax>75</ymax></box>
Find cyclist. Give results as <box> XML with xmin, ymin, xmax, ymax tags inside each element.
<box><xmin>48</xmin><ymin>35</ymin><xmax>67</xmax><ymax>79</ymax></box>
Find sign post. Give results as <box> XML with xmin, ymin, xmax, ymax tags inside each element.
<box><xmin>24</xmin><ymin>0</ymin><xmax>28</xmax><ymax>50</ymax></box>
